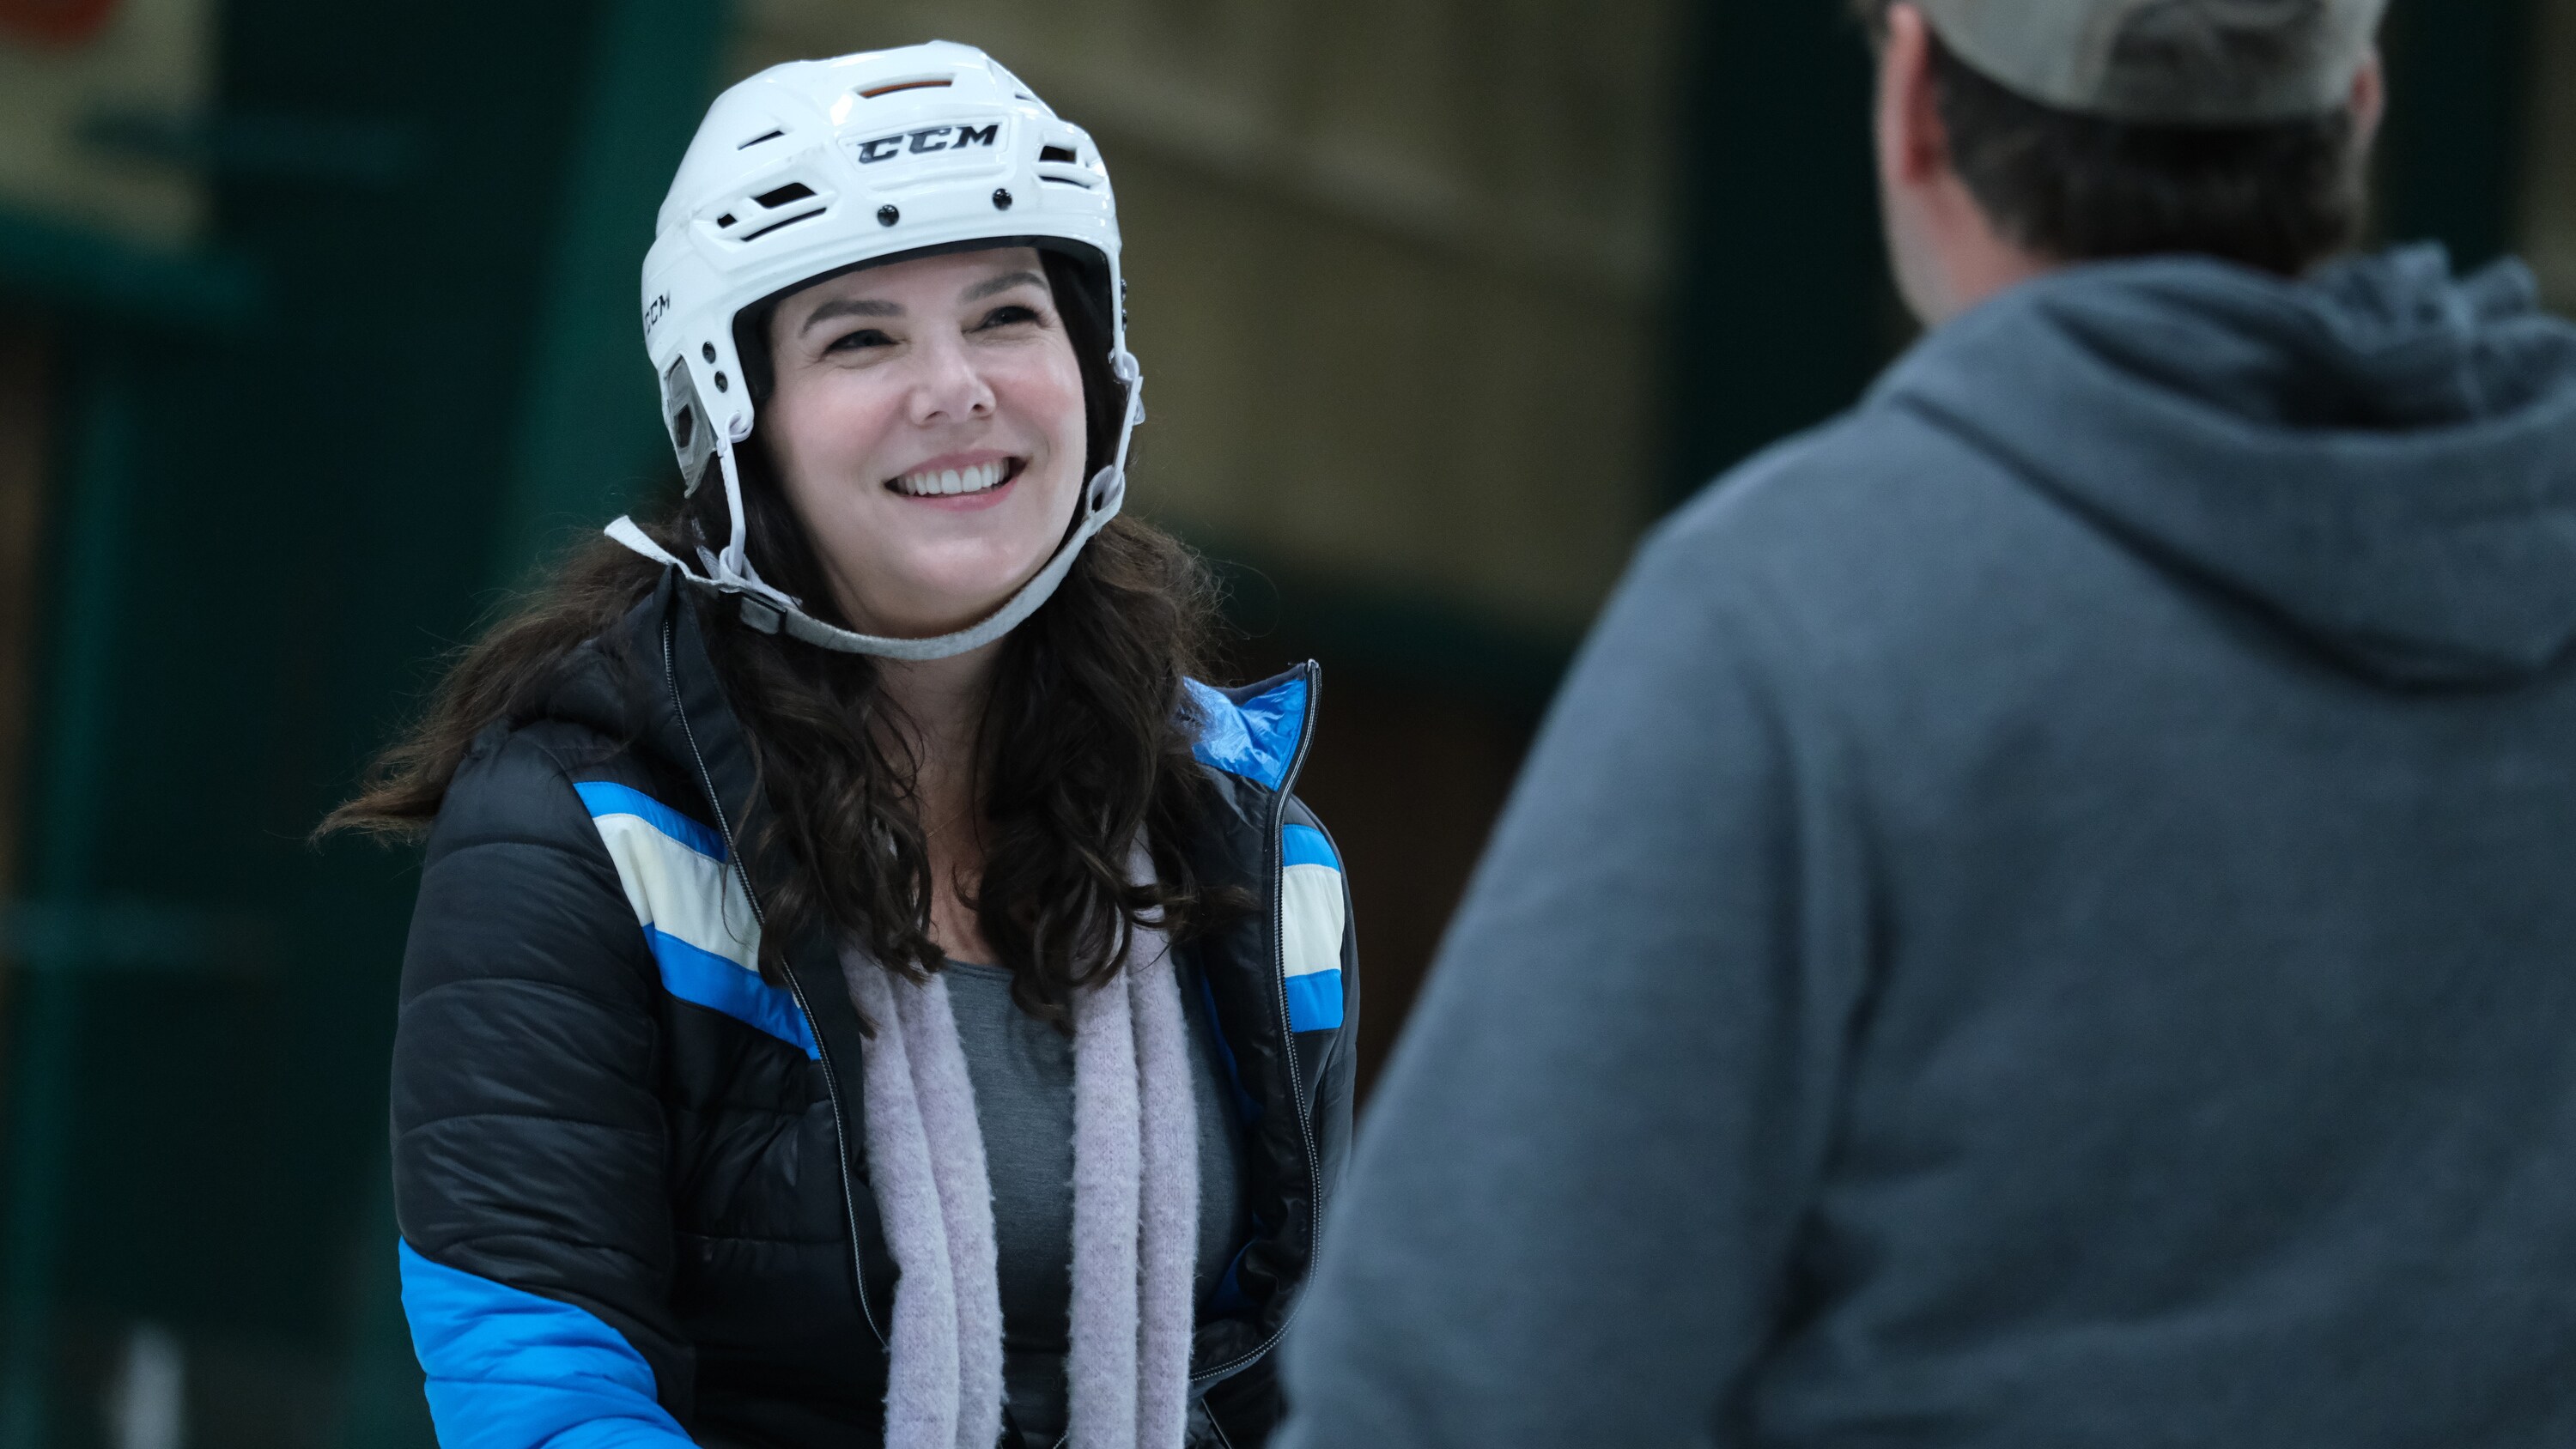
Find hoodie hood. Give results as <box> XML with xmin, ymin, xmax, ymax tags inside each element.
<box><xmin>1877</xmin><ymin>245</ymin><xmax>2576</xmax><ymax>687</ymax></box>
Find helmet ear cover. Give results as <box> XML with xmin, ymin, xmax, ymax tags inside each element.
<box><xmin>723</xmin><ymin>236</ymin><xmax>1127</xmax><ymax>482</ymax></box>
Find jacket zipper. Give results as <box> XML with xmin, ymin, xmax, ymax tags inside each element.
<box><xmin>1190</xmin><ymin>660</ymin><xmax>1327</xmax><ymax>1390</ymax></box>
<box><xmin>661</xmin><ymin>615</ymin><xmax>889</xmax><ymax>1349</ymax></box>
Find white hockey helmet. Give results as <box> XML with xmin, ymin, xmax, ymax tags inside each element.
<box><xmin>605</xmin><ymin>40</ymin><xmax>1142</xmax><ymax>660</ymax></box>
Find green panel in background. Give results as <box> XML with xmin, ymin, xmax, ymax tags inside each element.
<box><xmin>1660</xmin><ymin>0</ymin><xmax>1891</xmax><ymax>509</ymax></box>
<box><xmin>2377</xmin><ymin>0</ymin><xmax>2539</xmax><ymax>268</ymax></box>
<box><xmin>0</xmin><ymin>334</ymin><xmax>139</xmax><ymax>1449</ymax></box>
<box><xmin>0</xmin><ymin>0</ymin><xmax>725</xmax><ymax>1444</ymax></box>
<box><xmin>495</xmin><ymin>0</ymin><xmax>736</xmax><ymax>585</ymax></box>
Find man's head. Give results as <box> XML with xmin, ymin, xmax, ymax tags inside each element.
<box><xmin>1860</xmin><ymin>0</ymin><xmax>2389</xmax><ymax>324</ymax></box>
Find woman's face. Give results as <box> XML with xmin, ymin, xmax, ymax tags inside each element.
<box><xmin>762</xmin><ymin>246</ymin><xmax>1089</xmax><ymax>640</ymax></box>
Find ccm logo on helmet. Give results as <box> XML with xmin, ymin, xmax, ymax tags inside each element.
<box><xmin>852</xmin><ymin>122</ymin><xmax>999</xmax><ymax>165</ymax></box>
<box><xmin>642</xmin><ymin>292</ymin><xmax>671</xmax><ymax>332</ymax></box>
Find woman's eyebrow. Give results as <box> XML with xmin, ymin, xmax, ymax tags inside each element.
<box><xmin>961</xmin><ymin>270</ymin><xmax>1047</xmax><ymax>303</ymax></box>
<box><xmin>799</xmin><ymin>296</ymin><xmax>900</xmax><ymax>334</ymax></box>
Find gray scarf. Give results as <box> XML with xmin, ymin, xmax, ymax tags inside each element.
<box><xmin>843</xmin><ymin>853</ymin><xmax>1197</xmax><ymax>1449</ymax></box>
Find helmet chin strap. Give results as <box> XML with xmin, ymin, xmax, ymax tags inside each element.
<box><xmin>606</xmin><ymin>351</ymin><xmax>1141</xmax><ymax>663</ymax></box>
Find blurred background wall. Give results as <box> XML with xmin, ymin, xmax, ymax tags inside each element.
<box><xmin>0</xmin><ymin>0</ymin><xmax>2559</xmax><ymax>1440</ymax></box>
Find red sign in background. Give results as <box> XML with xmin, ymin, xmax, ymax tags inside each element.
<box><xmin>0</xmin><ymin>0</ymin><xmax>119</xmax><ymax>45</ymax></box>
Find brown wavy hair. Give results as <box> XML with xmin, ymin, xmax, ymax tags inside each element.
<box><xmin>323</xmin><ymin>248</ymin><xmax>1237</xmax><ymax>1024</ymax></box>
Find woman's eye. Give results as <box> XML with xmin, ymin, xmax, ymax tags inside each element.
<box><xmin>825</xmin><ymin>328</ymin><xmax>895</xmax><ymax>353</ymax></box>
<box><xmin>976</xmin><ymin>304</ymin><xmax>1042</xmax><ymax>330</ymax></box>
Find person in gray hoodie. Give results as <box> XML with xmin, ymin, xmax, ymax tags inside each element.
<box><xmin>1276</xmin><ymin>2</ymin><xmax>2576</xmax><ymax>1445</ymax></box>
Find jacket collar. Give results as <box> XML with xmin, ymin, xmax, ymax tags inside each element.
<box><xmin>1184</xmin><ymin>673</ymin><xmax>1314</xmax><ymax>794</ymax></box>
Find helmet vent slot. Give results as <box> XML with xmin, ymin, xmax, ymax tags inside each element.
<box><xmin>1040</xmin><ymin>173</ymin><xmax>1096</xmax><ymax>189</ymax></box>
<box><xmin>752</xmin><ymin>181</ymin><xmax>816</xmax><ymax>208</ymax></box>
<box><xmin>860</xmin><ymin>77</ymin><xmax>953</xmax><ymax>99</ymax></box>
<box><xmin>1039</xmin><ymin>145</ymin><xmax>1078</xmax><ymax>164</ymax></box>
<box><xmin>739</xmin><ymin>209</ymin><xmax>826</xmax><ymax>242</ymax></box>
<box><xmin>737</xmin><ymin>128</ymin><xmax>786</xmax><ymax>149</ymax></box>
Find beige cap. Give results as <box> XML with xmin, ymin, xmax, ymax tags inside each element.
<box><xmin>1914</xmin><ymin>0</ymin><xmax>2389</xmax><ymax>124</ymax></box>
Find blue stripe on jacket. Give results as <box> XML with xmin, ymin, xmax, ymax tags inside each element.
<box><xmin>1281</xmin><ymin>822</ymin><xmax>1340</xmax><ymax>870</ymax></box>
<box><xmin>572</xmin><ymin>781</ymin><xmax>726</xmax><ymax>859</ymax></box>
<box><xmin>647</xmin><ymin>928</ymin><xmax>818</xmax><ymax>1058</ymax></box>
<box><xmin>1284</xmin><ymin>970</ymin><xmax>1345</xmax><ymax>1034</ymax></box>
<box><xmin>399</xmin><ymin>1240</ymin><xmax>694</xmax><ymax>1447</ymax></box>
<box><xmin>1278</xmin><ymin>822</ymin><xmax>1347</xmax><ymax>1033</ymax></box>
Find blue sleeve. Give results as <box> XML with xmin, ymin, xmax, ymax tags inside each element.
<box><xmin>400</xmin><ymin>1241</ymin><xmax>696</xmax><ymax>1448</ymax></box>
<box><xmin>392</xmin><ymin>734</ymin><xmax>698</xmax><ymax>1443</ymax></box>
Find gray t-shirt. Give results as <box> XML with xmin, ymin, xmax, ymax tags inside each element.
<box><xmin>942</xmin><ymin>957</ymin><xmax>1249</xmax><ymax>1445</ymax></box>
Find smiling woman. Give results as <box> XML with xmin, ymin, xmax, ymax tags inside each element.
<box><xmin>320</xmin><ymin>39</ymin><xmax>1358</xmax><ymax>1449</ymax></box>
<box><xmin>758</xmin><ymin>250</ymin><xmax>1090</xmax><ymax>642</ymax></box>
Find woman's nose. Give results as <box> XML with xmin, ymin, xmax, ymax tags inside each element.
<box><xmin>908</xmin><ymin>336</ymin><xmax>996</xmax><ymax>425</ymax></box>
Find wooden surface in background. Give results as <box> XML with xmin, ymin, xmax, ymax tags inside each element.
<box><xmin>2521</xmin><ymin>0</ymin><xmax>2576</xmax><ymax>309</ymax></box>
<box><xmin>0</xmin><ymin>0</ymin><xmax>215</xmax><ymax>245</ymax></box>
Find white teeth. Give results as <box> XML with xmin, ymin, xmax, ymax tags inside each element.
<box><xmin>895</xmin><ymin>460</ymin><xmax>1007</xmax><ymax>496</ymax></box>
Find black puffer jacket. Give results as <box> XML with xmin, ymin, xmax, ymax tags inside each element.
<box><xmin>391</xmin><ymin>573</ymin><xmax>1358</xmax><ymax>1448</ymax></box>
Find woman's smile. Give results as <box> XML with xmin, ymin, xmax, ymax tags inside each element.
<box><xmin>887</xmin><ymin>451</ymin><xmax>1025</xmax><ymax>511</ymax></box>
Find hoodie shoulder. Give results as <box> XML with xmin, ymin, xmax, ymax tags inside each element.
<box><xmin>1652</xmin><ymin>396</ymin><xmax>2043</xmax><ymax>610</ymax></box>
<box><xmin>1628</xmin><ymin>382</ymin><xmax>2169</xmax><ymax>737</ymax></box>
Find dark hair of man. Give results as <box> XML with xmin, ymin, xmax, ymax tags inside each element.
<box><xmin>323</xmin><ymin>247</ymin><xmax>1239</xmax><ymax>1027</ymax></box>
<box><xmin>1854</xmin><ymin>1</ymin><xmax>2366</xmax><ymax>275</ymax></box>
